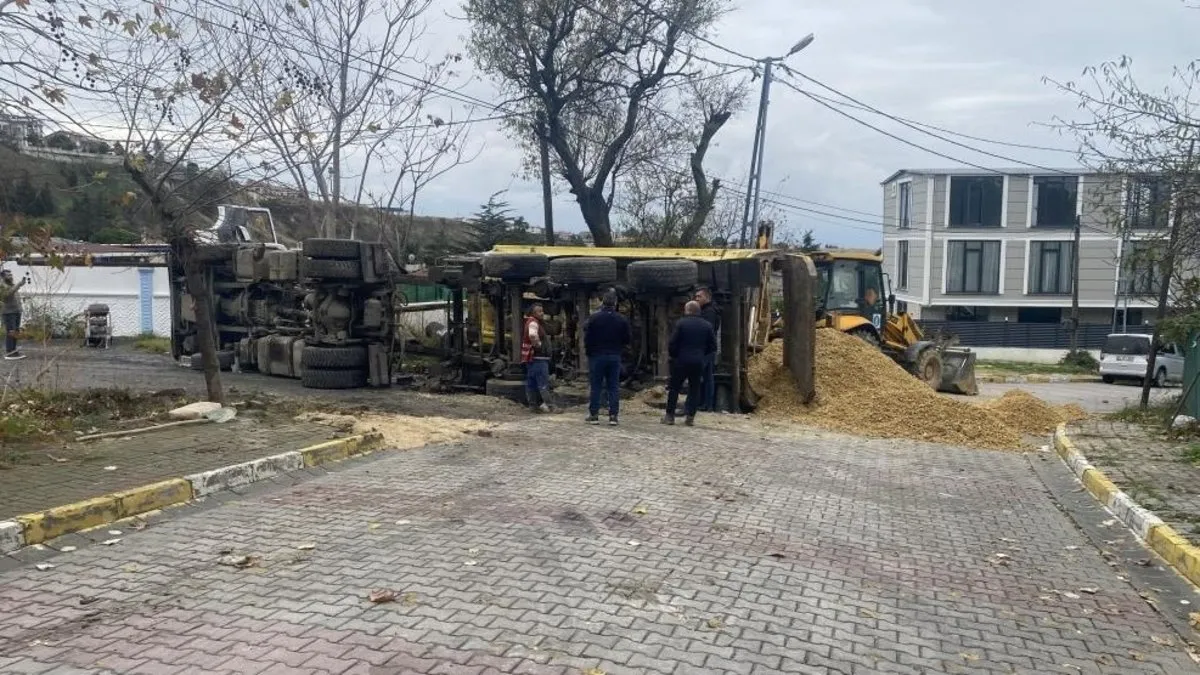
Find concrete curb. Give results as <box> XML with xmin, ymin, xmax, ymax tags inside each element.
<box><xmin>1053</xmin><ymin>423</ymin><xmax>1200</xmax><ymax>587</ymax></box>
<box><xmin>0</xmin><ymin>432</ymin><xmax>385</xmax><ymax>555</ymax></box>
<box><xmin>978</xmin><ymin>374</ymin><xmax>1099</xmax><ymax>384</ymax></box>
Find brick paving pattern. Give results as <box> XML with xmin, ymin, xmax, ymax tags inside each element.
<box><xmin>0</xmin><ymin>415</ymin><xmax>1196</xmax><ymax>673</ymax></box>
<box><xmin>1070</xmin><ymin>418</ymin><xmax>1200</xmax><ymax>546</ymax></box>
<box><xmin>0</xmin><ymin>421</ymin><xmax>335</xmax><ymax>519</ymax></box>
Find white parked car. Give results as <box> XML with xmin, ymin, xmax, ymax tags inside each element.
<box><xmin>1099</xmin><ymin>333</ymin><xmax>1184</xmax><ymax>387</ymax></box>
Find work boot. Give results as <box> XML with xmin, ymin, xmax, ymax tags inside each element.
<box><xmin>608</xmin><ymin>415</ymin><xmax>618</xmax><ymax>427</ymax></box>
<box><xmin>585</xmin><ymin>414</ymin><xmax>600</xmax><ymax>425</ymax></box>
<box><xmin>684</xmin><ymin>415</ymin><xmax>695</xmax><ymax>427</ymax></box>
<box><xmin>660</xmin><ymin>414</ymin><xmax>675</xmax><ymax>426</ymax></box>
<box><xmin>539</xmin><ymin>389</ymin><xmax>557</xmax><ymax>413</ymax></box>
<box><xmin>4</xmin><ymin>350</ymin><xmax>25</xmax><ymax>360</ymax></box>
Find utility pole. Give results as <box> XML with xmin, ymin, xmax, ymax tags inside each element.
<box><xmin>738</xmin><ymin>34</ymin><xmax>815</xmax><ymax>249</ymax></box>
<box><xmin>1069</xmin><ymin>213</ymin><xmax>1082</xmax><ymax>354</ymax></box>
<box><xmin>536</xmin><ymin>111</ymin><xmax>555</xmax><ymax>246</ymax></box>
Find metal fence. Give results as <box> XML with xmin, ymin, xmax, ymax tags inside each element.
<box><xmin>919</xmin><ymin>321</ymin><xmax>1117</xmax><ymax>349</ymax></box>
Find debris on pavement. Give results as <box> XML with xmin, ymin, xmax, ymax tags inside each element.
<box><xmin>367</xmin><ymin>589</ymin><xmax>397</xmax><ymax>604</ymax></box>
<box><xmin>295</xmin><ymin>542</ymin><xmax>316</xmax><ymax>550</ymax></box>
<box><xmin>100</xmin><ymin>538</ymin><xmax>121</xmax><ymax>546</ymax></box>
<box><xmin>296</xmin><ymin>411</ymin><xmax>494</xmax><ymax>450</ymax></box>
<box><xmin>977</xmin><ymin>390</ymin><xmax>1087</xmax><ymax>433</ymax></box>
<box><xmin>34</xmin><ymin>563</ymin><xmax>55</xmax><ymax>571</ymax></box>
<box><xmin>169</xmin><ymin>401</ymin><xmax>223</xmax><ymax>420</ymax></box>
<box><xmin>218</xmin><ymin>554</ymin><xmax>260</xmax><ymax>569</ymax></box>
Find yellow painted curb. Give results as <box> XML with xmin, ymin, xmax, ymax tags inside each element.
<box><xmin>17</xmin><ymin>496</ymin><xmax>121</xmax><ymax>545</ymax></box>
<box><xmin>112</xmin><ymin>479</ymin><xmax>193</xmax><ymax>518</ymax></box>
<box><xmin>1148</xmin><ymin>524</ymin><xmax>1200</xmax><ymax>588</ymax></box>
<box><xmin>1080</xmin><ymin>468</ymin><xmax>1118</xmax><ymax>504</ymax></box>
<box><xmin>298</xmin><ymin>432</ymin><xmax>385</xmax><ymax>468</ymax></box>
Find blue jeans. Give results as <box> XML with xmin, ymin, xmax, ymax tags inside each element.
<box><xmin>588</xmin><ymin>354</ymin><xmax>621</xmax><ymax>417</ymax></box>
<box><xmin>524</xmin><ymin>359</ymin><xmax>550</xmax><ymax>405</ymax></box>
<box><xmin>701</xmin><ymin>353</ymin><xmax>716</xmax><ymax>411</ymax></box>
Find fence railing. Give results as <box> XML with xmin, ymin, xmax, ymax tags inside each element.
<box><xmin>919</xmin><ymin>321</ymin><xmax>1119</xmax><ymax>349</ymax></box>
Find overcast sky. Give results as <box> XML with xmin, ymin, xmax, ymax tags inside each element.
<box><xmin>340</xmin><ymin>0</ymin><xmax>1197</xmax><ymax>247</ymax></box>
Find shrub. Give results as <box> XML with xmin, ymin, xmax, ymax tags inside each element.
<box><xmin>1060</xmin><ymin>349</ymin><xmax>1099</xmax><ymax>371</ymax></box>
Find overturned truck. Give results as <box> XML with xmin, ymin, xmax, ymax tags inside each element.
<box><xmin>170</xmin><ymin>236</ymin><xmax>395</xmax><ymax>389</ymax></box>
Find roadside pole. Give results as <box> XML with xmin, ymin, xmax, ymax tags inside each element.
<box><xmin>1069</xmin><ymin>213</ymin><xmax>1081</xmax><ymax>354</ymax></box>
<box><xmin>536</xmin><ymin>111</ymin><xmax>555</xmax><ymax>246</ymax></box>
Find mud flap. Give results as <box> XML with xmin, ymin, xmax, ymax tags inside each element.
<box><xmin>938</xmin><ymin>348</ymin><xmax>978</xmax><ymax>396</ymax></box>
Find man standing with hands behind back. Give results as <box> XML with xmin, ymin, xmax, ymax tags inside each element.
<box><xmin>662</xmin><ymin>300</ymin><xmax>717</xmax><ymax>427</ymax></box>
<box><xmin>694</xmin><ymin>287</ymin><xmax>720</xmax><ymax>412</ymax></box>
<box><xmin>1</xmin><ymin>268</ymin><xmax>27</xmax><ymax>360</ymax></box>
<box><xmin>583</xmin><ymin>291</ymin><xmax>630</xmax><ymax>426</ymax></box>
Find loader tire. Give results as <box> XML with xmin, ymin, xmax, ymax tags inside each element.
<box><xmin>547</xmin><ymin>256</ymin><xmax>618</xmax><ymax>285</ymax></box>
<box><xmin>908</xmin><ymin>348</ymin><xmax>943</xmax><ymax>390</ymax></box>
<box><xmin>301</xmin><ymin>367</ymin><xmax>368</xmax><ymax>389</ymax></box>
<box><xmin>626</xmin><ymin>260</ymin><xmax>697</xmax><ymax>293</ymax></box>
<box><xmin>847</xmin><ymin>326</ymin><xmax>880</xmax><ymax>347</ymax></box>
<box><xmin>481</xmin><ymin>253</ymin><xmax>548</xmax><ymax>281</ymax></box>
<box><xmin>301</xmin><ymin>345</ymin><xmax>368</xmax><ymax>370</ymax></box>
<box><xmin>302</xmin><ymin>238</ymin><xmax>362</xmax><ymax>260</ymax></box>
<box><xmin>303</xmin><ymin>257</ymin><xmax>362</xmax><ymax>280</ymax></box>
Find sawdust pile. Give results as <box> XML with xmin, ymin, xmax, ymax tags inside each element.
<box><xmin>296</xmin><ymin>412</ymin><xmax>493</xmax><ymax>450</ymax></box>
<box><xmin>748</xmin><ymin>330</ymin><xmax>1025</xmax><ymax>450</ymax></box>
<box><xmin>978</xmin><ymin>390</ymin><xmax>1087</xmax><ymax>434</ymax></box>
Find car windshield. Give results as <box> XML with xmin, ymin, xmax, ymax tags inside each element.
<box><xmin>1102</xmin><ymin>335</ymin><xmax>1151</xmax><ymax>356</ymax></box>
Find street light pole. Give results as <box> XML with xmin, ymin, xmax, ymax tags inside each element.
<box><xmin>738</xmin><ymin>33</ymin><xmax>815</xmax><ymax>249</ymax></box>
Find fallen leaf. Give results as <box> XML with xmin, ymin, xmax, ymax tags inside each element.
<box><xmin>101</xmin><ymin>538</ymin><xmax>121</xmax><ymax>546</ymax></box>
<box><xmin>402</xmin><ymin>592</ymin><xmax>418</xmax><ymax>606</ymax></box>
<box><xmin>121</xmin><ymin>564</ymin><xmax>139</xmax><ymax>573</ymax></box>
<box><xmin>467</xmin><ymin>548</ymin><xmax>479</xmax><ymax>556</ymax></box>
<box><xmin>367</xmin><ymin>589</ymin><xmax>397</xmax><ymax>604</ymax></box>
<box><xmin>35</xmin><ymin>563</ymin><xmax>55</xmax><ymax>571</ymax></box>
<box><xmin>1064</xmin><ymin>545</ymin><xmax>1080</xmax><ymax>551</ymax></box>
<box><xmin>463</xmin><ymin>560</ymin><xmax>478</xmax><ymax>567</ymax></box>
<box><xmin>705</xmin><ymin>617</ymin><xmax>723</xmax><ymax>629</ymax></box>
<box><xmin>1129</xmin><ymin>650</ymin><xmax>1145</xmax><ymax>661</ymax></box>
<box><xmin>217</xmin><ymin>554</ymin><xmax>259</xmax><ymax>569</ymax></box>
<box><xmin>108</xmin><ymin>530</ymin><xmax>122</xmax><ymax>536</ymax></box>
<box><xmin>858</xmin><ymin>608</ymin><xmax>878</xmax><ymax>619</ymax></box>
<box><xmin>1151</xmin><ymin>635</ymin><xmax>1175</xmax><ymax>647</ymax></box>
<box><xmin>1095</xmin><ymin>654</ymin><xmax>1116</xmax><ymax>666</ymax></box>
<box><xmin>103</xmin><ymin>465</ymin><xmax>117</xmax><ymax>471</ymax></box>
<box><xmin>46</xmin><ymin>454</ymin><xmax>69</xmax><ymax>463</ymax></box>
<box><xmin>1079</xmin><ymin>587</ymin><xmax>1099</xmax><ymax>595</ymax></box>
<box><xmin>1101</xmin><ymin>519</ymin><xmax>1117</xmax><ymax>527</ymax></box>
<box><xmin>1189</xmin><ymin>612</ymin><xmax>1200</xmax><ymax>629</ymax></box>
<box><xmin>368</xmin><ymin>523</ymin><xmax>382</xmax><ymax>530</ymax></box>
<box><xmin>960</xmin><ymin>653</ymin><xmax>980</xmax><ymax>662</ymax></box>
<box><xmin>295</xmin><ymin>543</ymin><xmax>316</xmax><ymax>551</ymax></box>
<box><xmin>582</xmin><ymin>669</ymin><xmax>606</xmax><ymax>675</ymax></box>
<box><xmin>627</xmin><ymin>540</ymin><xmax>641</xmax><ymax>547</ymax></box>
<box><xmin>395</xmin><ymin>519</ymin><xmax>411</xmax><ymax>525</ymax></box>
<box><xmin>632</xmin><ymin>505</ymin><xmax>648</xmax><ymax>516</ymax></box>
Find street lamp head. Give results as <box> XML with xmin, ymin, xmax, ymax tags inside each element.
<box><xmin>787</xmin><ymin>33</ymin><xmax>815</xmax><ymax>57</ymax></box>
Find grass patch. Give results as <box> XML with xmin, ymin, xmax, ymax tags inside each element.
<box><xmin>1106</xmin><ymin>395</ymin><xmax>1181</xmax><ymax>425</ymax></box>
<box><xmin>976</xmin><ymin>360</ymin><xmax>1096</xmax><ymax>375</ymax></box>
<box><xmin>1182</xmin><ymin>444</ymin><xmax>1200</xmax><ymax>465</ymax></box>
<box><xmin>133</xmin><ymin>335</ymin><xmax>171</xmax><ymax>355</ymax></box>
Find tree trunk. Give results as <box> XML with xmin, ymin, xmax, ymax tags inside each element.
<box><xmin>577</xmin><ymin>189</ymin><xmax>613</xmax><ymax>247</ymax></box>
<box><xmin>180</xmin><ymin>245</ymin><xmax>226</xmax><ymax>405</ymax></box>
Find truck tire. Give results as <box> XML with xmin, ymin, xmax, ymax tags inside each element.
<box><xmin>301</xmin><ymin>367</ymin><xmax>368</xmax><ymax>389</ymax></box>
<box><xmin>303</xmin><ymin>257</ymin><xmax>362</xmax><ymax>280</ymax></box>
<box><xmin>303</xmin><ymin>238</ymin><xmax>361</xmax><ymax>260</ymax></box>
<box><xmin>548</xmin><ymin>256</ymin><xmax>618</xmax><ymax>285</ymax></box>
<box><xmin>626</xmin><ymin>260</ymin><xmax>697</xmax><ymax>293</ymax></box>
<box><xmin>481</xmin><ymin>253</ymin><xmax>547</xmax><ymax>281</ymax></box>
<box><xmin>302</xmin><ymin>345</ymin><xmax>368</xmax><ymax>370</ymax></box>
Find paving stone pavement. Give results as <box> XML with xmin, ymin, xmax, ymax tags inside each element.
<box><xmin>0</xmin><ymin>420</ymin><xmax>336</xmax><ymax>519</ymax></box>
<box><xmin>1070</xmin><ymin>418</ymin><xmax>1200</xmax><ymax>546</ymax></box>
<box><xmin>0</xmin><ymin>414</ymin><xmax>1197</xmax><ymax>674</ymax></box>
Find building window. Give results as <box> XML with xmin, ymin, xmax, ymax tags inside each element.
<box><xmin>1122</xmin><ymin>240</ymin><xmax>1162</xmax><ymax>296</ymax></box>
<box><xmin>945</xmin><ymin>306</ymin><xmax>990</xmax><ymax>321</ymax></box>
<box><xmin>1128</xmin><ymin>177</ymin><xmax>1170</xmax><ymax>230</ymax></box>
<box><xmin>898</xmin><ymin>182</ymin><xmax>912</xmax><ymax>229</ymax></box>
<box><xmin>1032</xmin><ymin>176</ymin><xmax>1077</xmax><ymax>228</ymax></box>
<box><xmin>896</xmin><ymin>241</ymin><xmax>909</xmax><ymax>290</ymax></box>
<box><xmin>1028</xmin><ymin>241</ymin><xmax>1075</xmax><ymax>295</ymax></box>
<box><xmin>946</xmin><ymin>240</ymin><xmax>1001</xmax><ymax>294</ymax></box>
<box><xmin>949</xmin><ymin>176</ymin><xmax>1003</xmax><ymax>227</ymax></box>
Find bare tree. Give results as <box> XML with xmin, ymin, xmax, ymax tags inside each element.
<box><xmin>244</xmin><ymin>0</ymin><xmax>458</xmax><ymax>239</ymax></box>
<box><xmin>98</xmin><ymin>1</ymin><xmax>298</xmax><ymax>404</ymax></box>
<box><xmin>464</xmin><ymin>0</ymin><xmax>728</xmax><ymax>246</ymax></box>
<box><xmin>1049</xmin><ymin>57</ymin><xmax>1200</xmax><ymax>409</ymax></box>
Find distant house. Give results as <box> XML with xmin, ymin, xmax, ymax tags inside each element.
<box><xmin>0</xmin><ymin>114</ymin><xmax>43</xmax><ymax>142</ymax></box>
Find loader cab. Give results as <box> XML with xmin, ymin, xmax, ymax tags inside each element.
<box><xmin>811</xmin><ymin>251</ymin><xmax>887</xmax><ymax>332</ymax></box>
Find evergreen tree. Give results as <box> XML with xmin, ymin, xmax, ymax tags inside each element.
<box><xmin>65</xmin><ymin>193</ymin><xmax>95</xmax><ymax>240</ymax></box>
<box><xmin>11</xmin><ymin>173</ymin><xmax>38</xmax><ymax>215</ymax></box>
<box><xmin>466</xmin><ymin>192</ymin><xmax>536</xmax><ymax>251</ymax></box>
<box><xmin>800</xmin><ymin>229</ymin><xmax>820</xmax><ymax>253</ymax></box>
<box><xmin>33</xmin><ymin>184</ymin><xmax>55</xmax><ymax>217</ymax></box>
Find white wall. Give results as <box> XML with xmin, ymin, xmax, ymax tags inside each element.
<box><xmin>971</xmin><ymin>347</ymin><xmax>1101</xmax><ymax>364</ymax></box>
<box><xmin>4</xmin><ymin>264</ymin><xmax>171</xmax><ymax>337</ymax></box>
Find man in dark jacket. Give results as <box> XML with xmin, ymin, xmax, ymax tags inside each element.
<box><xmin>694</xmin><ymin>287</ymin><xmax>721</xmax><ymax>412</ymax></box>
<box><xmin>663</xmin><ymin>300</ymin><xmax>717</xmax><ymax>427</ymax></box>
<box><xmin>1</xmin><ymin>269</ymin><xmax>27</xmax><ymax>360</ymax></box>
<box><xmin>583</xmin><ymin>291</ymin><xmax>631</xmax><ymax>426</ymax></box>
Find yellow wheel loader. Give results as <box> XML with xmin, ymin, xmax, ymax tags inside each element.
<box><xmin>808</xmin><ymin>250</ymin><xmax>978</xmax><ymax>395</ymax></box>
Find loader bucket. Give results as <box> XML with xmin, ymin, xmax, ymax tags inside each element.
<box><xmin>939</xmin><ymin>348</ymin><xmax>978</xmax><ymax>396</ymax></box>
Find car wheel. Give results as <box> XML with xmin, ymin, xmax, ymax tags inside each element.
<box><xmin>1154</xmin><ymin>367</ymin><xmax>1168</xmax><ymax>388</ymax></box>
<box><xmin>1101</xmin><ymin>375</ymin><xmax>1114</xmax><ymax>384</ymax></box>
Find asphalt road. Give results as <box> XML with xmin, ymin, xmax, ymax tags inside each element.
<box><xmin>0</xmin><ymin>413</ymin><xmax>1196</xmax><ymax>674</ymax></box>
<box><xmin>976</xmin><ymin>380</ymin><xmax>1176</xmax><ymax>414</ymax></box>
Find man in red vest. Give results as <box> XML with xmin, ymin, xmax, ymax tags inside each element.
<box><xmin>522</xmin><ymin>303</ymin><xmax>555</xmax><ymax>412</ymax></box>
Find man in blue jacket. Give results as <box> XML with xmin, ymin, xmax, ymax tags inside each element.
<box><xmin>663</xmin><ymin>300</ymin><xmax>717</xmax><ymax>427</ymax></box>
<box><xmin>583</xmin><ymin>291</ymin><xmax>631</xmax><ymax>426</ymax></box>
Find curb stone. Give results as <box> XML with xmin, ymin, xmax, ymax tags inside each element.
<box><xmin>0</xmin><ymin>432</ymin><xmax>384</xmax><ymax>556</ymax></box>
<box><xmin>1053</xmin><ymin>423</ymin><xmax>1200</xmax><ymax>587</ymax></box>
<box><xmin>977</xmin><ymin>374</ymin><xmax>1099</xmax><ymax>384</ymax></box>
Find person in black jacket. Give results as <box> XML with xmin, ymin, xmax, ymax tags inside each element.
<box><xmin>583</xmin><ymin>291</ymin><xmax>631</xmax><ymax>426</ymax></box>
<box><xmin>694</xmin><ymin>287</ymin><xmax>721</xmax><ymax>411</ymax></box>
<box><xmin>663</xmin><ymin>300</ymin><xmax>717</xmax><ymax>427</ymax></box>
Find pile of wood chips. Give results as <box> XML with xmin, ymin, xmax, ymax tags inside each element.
<box><xmin>978</xmin><ymin>390</ymin><xmax>1087</xmax><ymax>434</ymax></box>
<box><xmin>748</xmin><ymin>329</ymin><xmax>1077</xmax><ymax>451</ymax></box>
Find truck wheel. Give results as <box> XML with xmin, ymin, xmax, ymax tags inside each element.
<box><xmin>548</xmin><ymin>256</ymin><xmax>618</xmax><ymax>285</ymax></box>
<box><xmin>908</xmin><ymin>348</ymin><xmax>943</xmax><ymax>389</ymax></box>
<box><xmin>302</xmin><ymin>238</ymin><xmax>362</xmax><ymax>260</ymax></box>
<box><xmin>301</xmin><ymin>367</ymin><xmax>368</xmax><ymax>389</ymax></box>
<box><xmin>481</xmin><ymin>253</ymin><xmax>548</xmax><ymax>281</ymax></box>
<box><xmin>302</xmin><ymin>257</ymin><xmax>362</xmax><ymax>280</ymax></box>
<box><xmin>626</xmin><ymin>260</ymin><xmax>697</xmax><ymax>293</ymax></box>
<box><xmin>302</xmin><ymin>345</ymin><xmax>368</xmax><ymax>370</ymax></box>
